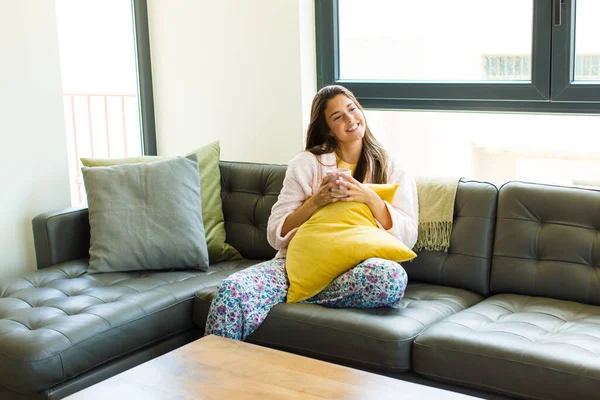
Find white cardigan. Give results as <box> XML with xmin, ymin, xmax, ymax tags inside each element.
<box><xmin>267</xmin><ymin>151</ymin><xmax>419</xmax><ymax>258</ymax></box>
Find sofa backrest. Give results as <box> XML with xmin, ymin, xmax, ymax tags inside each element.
<box><xmin>403</xmin><ymin>179</ymin><xmax>498</xmax><ymax>296</ymax></box>
<box><xmin>491</xmin><ymin>181</ymin><xmax>600</xmax><ymax>305</ymax></box>
<box><xmin>220</xmin><ymin>161</ymin><xmax>286</xmax><ymax>260</ymax></box>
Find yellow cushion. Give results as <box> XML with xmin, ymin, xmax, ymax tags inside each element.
<box><xmin>286</xmin><ymin>184</ymin><xmax>417</xmax><ymax>303</ymax></box>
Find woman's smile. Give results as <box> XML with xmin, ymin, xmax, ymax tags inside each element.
<box><xmin>346</xmin><ymin>122</ymin><xmax>360</xmax><ymax>132</ymax></box>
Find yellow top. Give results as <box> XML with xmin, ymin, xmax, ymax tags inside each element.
<box><xmin>335</xmin><ymin>153</ymin><xmax>357</xmax><ymax>175</ymax></box>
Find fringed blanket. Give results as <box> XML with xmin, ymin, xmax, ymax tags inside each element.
<box><xmin>414</xmin><ymin>177</ymin><xmax>460</xmax><ymax>252</ymax></box>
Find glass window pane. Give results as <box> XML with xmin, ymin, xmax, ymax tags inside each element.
<box><xmin>574</xmin><ymin>0</ymin><xmax>600</xmax><ymax>82</ymax></box>
<box><xmin>338</xmin><ymin>0</ymin><xmax>534</xmax><ymax>82</ymax></box>
<box><xmin>55</xmin><ymin>0</ymin><xmax>143</xmax><ymax>205</ymax></box>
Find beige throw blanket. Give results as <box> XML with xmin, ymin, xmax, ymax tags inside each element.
<box><xmin>414</xmin><ymin>177</ymin><xmax>460</xmax><ymax>252</ymax></box>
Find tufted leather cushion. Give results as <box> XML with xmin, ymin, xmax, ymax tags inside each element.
<box><xmin>491</xmin><ymin>181</ymin><xmax>600</xmax><ymax>305</ymax></box>
<box><xmin>404</xmin><ymin>179</ymin><xmax>498</xmax><ymax>296</ymax></box>
<box><xmin>0</xmin><ymin>258</ymin><xmax>257</xmax><ymax>394</ymax></box>
<box><xmin>194</xmin><ymin>282</ymin><xmax>482</xmax><ymax>372</ymax></box>
<box><xmin>219</xmin><ymin>161</ymin><xmax>286</xmax><ymax>260</ymax></box>
<box><xmin>413</xmin><ymin>294</ymin><xmax>600</xmax><ymax>399</ymax></box>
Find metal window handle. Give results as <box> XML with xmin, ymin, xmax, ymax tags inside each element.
<box><xmin>554</xmin><ymin>0</ymin><xmax>566</xmax><ymax>26</ymax></box>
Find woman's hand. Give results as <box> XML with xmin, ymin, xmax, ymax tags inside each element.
<box><xmin>311</xmin><ymin>174</ymin><xmax>343</xmax><ymax>208</ymax></box>
<box><xmin>332</xmin><ymin>174</ymin><xmax>379</xmax><ymax>207</ymax></box>
<box><xmin>280</xmin><ymin>173</ymin><xmax>344</xmax><ymax>237</ymax></box>
<box><xmin>334</xmin><ymin>174</ymin><xmax>393</xmax><ymax>229</ymax></box>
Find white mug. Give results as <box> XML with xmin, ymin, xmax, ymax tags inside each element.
<box><xmin>324</xmin><ymin>168</ymin><xmax>352</xmax><ymax>198</ymax></box>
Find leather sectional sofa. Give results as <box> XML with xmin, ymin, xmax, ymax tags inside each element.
<box><xmin>0</xmin><ymin>160</ymin><xmax>598</xmax><ymax>399</ymax></box>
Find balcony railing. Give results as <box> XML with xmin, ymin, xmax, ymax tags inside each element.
<box><xmin>63</xmin><ymin>93</ymin><xmax>142</xmax><ymax>205</ymax></box>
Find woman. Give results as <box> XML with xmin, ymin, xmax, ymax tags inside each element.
<box><xmin>205</xmin><ymin>85</ymin><xmax>418</xmax><ymax>340</ymax></box>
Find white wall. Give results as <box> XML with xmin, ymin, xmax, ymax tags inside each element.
<box><xmin>148</xmin><ymin>0</ymin><xmax>316</xmax><ymax>163</ymax></box>
<box><xmin>0</xmin><ymin>0</ymin><xmax>71</xmax><ymax>277</ymax></box>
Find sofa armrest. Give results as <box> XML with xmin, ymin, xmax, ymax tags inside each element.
<box><xmin>32</xmin><ymin>206</ymin><xmax>90</xmax><ymax>269</ymax></box>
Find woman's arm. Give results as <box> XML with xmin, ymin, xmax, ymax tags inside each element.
<box><xmin>366</xmin><ymin>195</ymin><xmax>393</xmax><ymax>230</ymax></box>
<box><xmin>268</xmin><ymin>152</ymin><xmax>343</xmax><ymax>249</ymax></box>
<box><xmin>281</xmin><ymin>175</ymin><xmax>342</xmax><ymax>236</ymax></box>
<box><xmin>267</xmin><ymin>157</ymin><xmax>310</xmax><ymax>251</ymax></box>
<box><xmin>378</xmin><ymin>159</ymin><xmax>419</xmax><ymax>248</ymax></box>
<box><xmin>280</xmin><ymin>196</ymin><xmax>320</xmax><ymax>237</ymax></box>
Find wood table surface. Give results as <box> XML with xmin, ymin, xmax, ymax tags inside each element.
<box><xmin>66</xmin><ymin>335</ymin><xmax>477</xmax><ymax>399</ymax></box>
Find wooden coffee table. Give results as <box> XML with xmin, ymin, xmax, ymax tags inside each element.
<box><xmin>66</xmin><ymin>335</ymin><xmax>476</xmax><ymax>399</ymax></box>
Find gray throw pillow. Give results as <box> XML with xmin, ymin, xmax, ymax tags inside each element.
<box><xmin>82</xmin><ymin>154</ymin><xmax>209</xmax><ymax>273</ymax></box>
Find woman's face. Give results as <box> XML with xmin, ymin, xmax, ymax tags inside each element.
<box><xmin>324</xmin><ymin>94</ymin><xmax>366</xmax><ymax>145</ymax></box>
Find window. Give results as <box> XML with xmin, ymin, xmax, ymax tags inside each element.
<box><xmin>573</xmin><ymin>0</ymin><xmax>600</xmax><ymax>82</ymax></box>
<box><xmin>55</xmin><ymin>0</ymin><xmax>156</xmax><ymax>205</ymax></box>
<box><xmin>337</xmin><ymin>0</ymin><xmax>534</xmax><ymax>83</ymax></box>
<box><xmin>316</xmin><ymin>0</ymin><xmax>600</xmax><ymax>112</ymax></box>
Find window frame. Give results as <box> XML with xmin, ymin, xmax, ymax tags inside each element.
<box><xmin>315</xmin><ymin>0</ymin><xmax>600</xmax><ymax>114</ymax></box>
<box><xmin>132</xmin><ymin>0</ymin><xmax>157</xmax><ymax>155</ymax></box>
<box><xmin>551</xmin><ymin>0</ymin><xmax>600</xmax><ymax>102</ymax></box>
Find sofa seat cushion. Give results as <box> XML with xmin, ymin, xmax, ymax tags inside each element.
<box><xmin>413</xmin><ymin>293</ymin><xmax>600</xmax><ymax>400</ymax></box>
<box><xmin>194</xmin><ymin>282</ymin><xmax>481</xmax><ymax>372</ymax></box>
<box><xmin>0</xmin><ymin>258</ymin><xmax>258</xmax><ymax>394</ymax></box>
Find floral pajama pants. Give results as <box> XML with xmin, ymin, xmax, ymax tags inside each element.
<box><xmin>204</xmin><ymin>257</ymin><xmax>408</xmax><ymax>341</ymax></box>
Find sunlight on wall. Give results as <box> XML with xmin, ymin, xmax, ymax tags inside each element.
<box><xmin>366</xmin><ymin>110</ymin><xmax>600</xmax><ymax>188</ymax></box>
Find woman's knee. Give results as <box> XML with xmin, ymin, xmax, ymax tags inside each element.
<box><xmin>356</xmin><ymin>259</ymin><xmax>407</xmax><ymax>302</ymax></box>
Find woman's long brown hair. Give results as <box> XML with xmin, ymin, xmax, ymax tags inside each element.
<box><xmin>305</xmin><ymin>85</ymin><xmax>388</xmax><ymax>184</ymax></box>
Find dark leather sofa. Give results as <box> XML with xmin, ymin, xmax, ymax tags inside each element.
<box><xmin>0</xmin><ymin>161</ymin><xmax>598</xmax><ymax>399</ymax></box>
